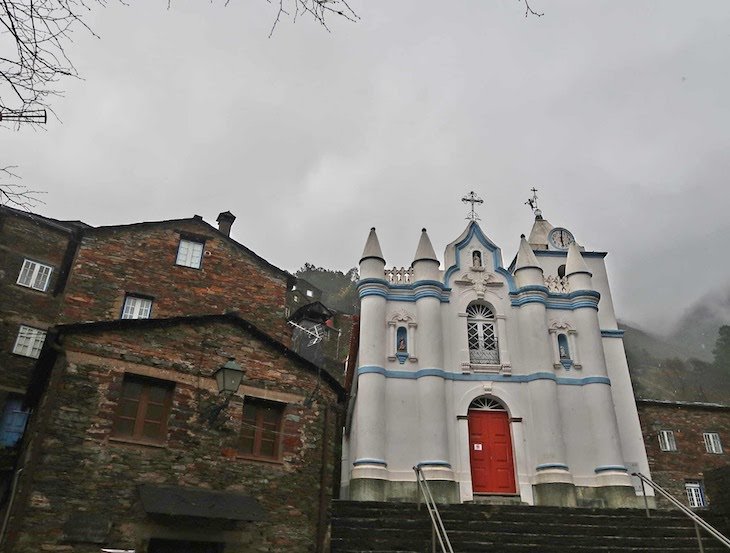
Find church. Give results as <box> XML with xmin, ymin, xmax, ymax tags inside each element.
<box><xmin>341</xmin><ymin>194</ymin><xmax>652</xmax><ymax>508</ymax></box>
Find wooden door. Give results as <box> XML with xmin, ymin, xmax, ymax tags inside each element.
<box><xmin>468</xmin><ymin>410</ymin><xmax>516</xmax><ymax>494</ymax></box>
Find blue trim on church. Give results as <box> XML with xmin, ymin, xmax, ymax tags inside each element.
<box><xmin>442</xmin><ymin>221</ymin><xmax>517</xmax><ymax>292</ymax></box>
<box><xmin>357</xmin><ymin>278</ymin><xmax>452</xmax><ymax>303</ymax></box>
<box><xmin>353</xmin><ymin>458</ymin><xmax>388</xmax><ymax>467</ymax></box>
<box><xmin>600</xmin><ymin>329</ymin><xmax>625</xmax><ymax>338</ymax></box>
<box><xmin>357</xmin><ymin>366</ymin><xmax>611</xmax><ymax>386</ymax></box>
<box><xmin>536</xmin><ymin>463</ymin><xmax>570</xmax><ymax>471</ymax></box>
<box><xmin>594</xmin><ymin>465</ymin><xmax>628</xmax><ymax>473</ymax></box>
<box><xmin>509</xmin><ymin>287</ymin><xmax>601</xmax><ymax>311</ymax></box>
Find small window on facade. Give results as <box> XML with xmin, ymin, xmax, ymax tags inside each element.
<box><xmin>175</xmin><ymin>239</ymin><xmax>204</xmax><ymax>269</ymax></box>
<box><xmin>16</xmin><ymin>259</ymin><xmax>53</xmax><ymax>292</ymax></box>
<box><xmin>703</xmin><ymin>432</ymin><xmax>723</xmax><ymax>454</ymax></box>
<box><xmin>111</xmin><ymin>374</ymin><xmax>174</xmax><ymax>443</ymax></box>
<box><xmin>306</xmin><ymin>289</ymin><xmax>313</xmax><ymax>297</ymax></box>
<box><xmin>121</xmin><ymin>295</ymin><xmax>153</xmax><ymax>319</ymax></box>
<box><xmin>12</xmin><ymin>326</ymin><xmax>46</xmax><ymax>359</ymax></box>
<box><xmin>467</xmin><ymin>303</ymin><xmax>499</xmax><ymax>365</ymax></box>
<box><xmin>557</xmin><ymin>334</ymin><xmax>571</xmax><ymax>360</ymax></box>
<box><xmin>240</xmin><ymin>398</ymin><xmax>285</xmax><ymax>460</ymax></box>
<box><xmin>557</xmin><ymin>264</ymin><xmax>566</xmax><ymax>278</ymax></box>
<box><xmin>685</xmin><ymin>481</ymin><xmax>706</xmax><ymax>508</ymax></box>
<box><xmin>658</xmin><ymin>430</ymin><xmax>677</xmax><ymax>452</ymax></box>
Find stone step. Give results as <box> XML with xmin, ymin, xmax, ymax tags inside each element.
<box><xmin>330</xmin><ymin>500</ymin><xmax>730</xmax><ymax>553</ymax></box>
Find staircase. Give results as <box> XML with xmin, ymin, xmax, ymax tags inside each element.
<box><xmin>331</xmin><ymin>500</ymin><xmax>730</xmax><ymax>553</ymax></box>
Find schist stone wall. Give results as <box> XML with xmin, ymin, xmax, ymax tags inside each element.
<box><xmin>0</xmin><ymin>210</ymin><xmax>76</xmax><ymax>392</ymax></box>
<box><xmin>6</xmin><ymin>317</ymin><xmax>342</xmax><ymax>553</ymax></box>
<box><xmin>58</xmin><ymin>219</ymin><xmax>293</xmax><ymax>345</ymax></box>
<box><xmin>637</xmin><ymin>400</ymin><xmax>730</xmax><ymax>508</ymax></box>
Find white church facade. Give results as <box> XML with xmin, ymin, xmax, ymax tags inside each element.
<box><xmin>341</xmin><ymin>202</ymin><xmax>652</xmax><ymax>508</ymax></box>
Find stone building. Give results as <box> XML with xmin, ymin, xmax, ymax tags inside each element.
<box><xmin>342</xmin><ymin>208</ymin><xmax>651</xmax><ymax>508</ymax></box>
<box><xmin>5</xmin><ymin>314</ymin><xmax>344</xmax><ymax>552</ymax></box>
<box><xmin>0</xmin><ymin>206</ymin><xmax>348</xmax><ymax>552</ymax></box>
<box><xmin>636</xmin><ymin>399</ymin><xmax>729</xmax><ymax>509</ymax></box>
<box><xmin>0</xmin><ymin>207</ymin><xmax>87</xmax><ymax>489</ymax></box>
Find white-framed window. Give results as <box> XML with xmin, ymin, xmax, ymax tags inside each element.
<box><xmin>12</xmin><ymin>326</ymin><xmax>46</xmax><ymax>359</ymax></box>
<box><xmin>703</xmin><ymin>432</ymin><xmax>723</xmax><ymax>454</ymax></box>
<box><xmin>467</xmin><ymin>303</ymin><xmax>500</xmax><ymax>365</ymax></box>
<box><xmin>16</xmin><ymin>259</ymin><xmax>53</xmax><ymax>292</ymax></box>
<box><xmin>658</xmin><ymin>430</ymin><xmax>677</xmax><ymax>452</ymax></box>
<box><xmin>306</xmin><ymin>289</ymin><xmax>313</xmax><ymax>297</ymax></box>
<box><xmin>121</xmin><ymin>295</ymin><xmax>153</xmax><ymax>319</ymax></box>
<box><xmin>175</xmin><ymin>239</ymin><xmax>204</xmax><ymax>269</ymax></box>
<box><xmin>685</xmin><ymin>481</ymin><xmax>706</xmax><ymax>508</ymax></box>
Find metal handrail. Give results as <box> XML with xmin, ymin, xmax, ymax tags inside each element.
<box><xmin>632</xmin><ymin>472</ymin><xmax>730</xmax><ymax>551</ymax></box>
<box><xmin>413</xmin><ymin>464</ymin><xmax>455</xmax><ymax>553</ymax></box>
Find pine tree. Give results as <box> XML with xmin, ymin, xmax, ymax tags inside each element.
<box><xmin>712</xmin><ymin>325</ymin><xmax>730</xmax><ymax>369</ymax></box>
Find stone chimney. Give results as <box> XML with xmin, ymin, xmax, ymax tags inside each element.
<box><xmin>216</xmin><ymin>211</ymin><xmax>236</xmax><ymax>237</ymax></box>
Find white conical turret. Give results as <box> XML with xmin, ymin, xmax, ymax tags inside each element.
<box><xmin>527</xmin><ymin>211</ymin><xmax>554</xmax><ymax>250</ymax></box>
<box><xmin>566</xmin><ymin>241</ymin><xmax>592</xmax><ymax>290</ymax></box>
<box><xmin>514</xmin><ymin>234</ymin><xmax>544</xmax><ymax>288</ymax></box>
<box><xmin>411</xmin><ymin>228</ymin><xmax>439</xmax><ymax>281</ymax></box>
<box><xmin>359</xmin><ymin>227</ymin><xmax>386</xmax><ymax>279</ymax></box>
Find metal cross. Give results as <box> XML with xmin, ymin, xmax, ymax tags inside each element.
<box><xmin>461</xmin><ymin>191</ymin><xmax>484</xmax><ymax>221</ymax></box>
<box><xmin>525</xmin><ymin>187</ymin><xmax>539</xmax><ymax>214</ymax></box>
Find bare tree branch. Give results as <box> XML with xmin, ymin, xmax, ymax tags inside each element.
<box><xmin>0</xmin><ymin>166</ymin><xmax>45</xmax><ymax>209</ymax></box>
<box><xmin>521</xmin><ymin>0</ymin><xmax>543</xmax><ymax>18</ymax></box>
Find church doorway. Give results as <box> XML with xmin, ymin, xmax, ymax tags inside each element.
<box><xmin>467</xmin><ymin>397</ymin><xmax>516</xmax><ymax>494</ymax></box>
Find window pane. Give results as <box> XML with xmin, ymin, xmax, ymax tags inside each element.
<box><xmin>145</xmin><ymin>403</ymin><xmax>165</xmax><ymax>423</ymax></box>
<box><xmin>122</xmin><ymin>381</ymin><xmax>143</xmax><ymax>399</ymax></box>
<box><xmin>241</xmin><ymin>400</ymin><xmax>283</xmax><ymax>458</ymax></box>
<box><xmin>142</xmin><ymin>421</ymin><xmax>163</xmax><ymax>440</ymax></box>
<box><xmin>147</xmin><ymin>385</ymin><xmax>169</xmax><ymax>404</ymax></box>
<box><xmin>118</xmin><ymin>399</ymin><xmax>139</xmax><ymax>418</ymax></box>
<box><xmin>112</xmin><ymin>417</ymin><xmax>135</xmax><ymax>437</ymax></box>
<box><xmin>112</xmin><ymin>375</ymin><xmax>173</xmax><ymax>442</ymax></box>
<box><xmin>176</xmin><ymin>239</ymin><xmax>204</xmax><ymax>268</ymax></box>
<box><xmin>13</xmin><ymin>326</ymin><xmax>46</xmax><ymax>359</ymax></box>
<box><xmin>17</xmin><ymin>260</ymin><xmax>34</xmax><ymax>286</ymax></box>
<box><xmin>34</xmin><ymin>265</ymin><xmax>52</xmax><ymax>290</ymax></box>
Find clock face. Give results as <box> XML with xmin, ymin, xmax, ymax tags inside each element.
<box><xmin>548</xmin><ymin>227</ymin><xmax>575</xmax><ymax>250</ymax></box>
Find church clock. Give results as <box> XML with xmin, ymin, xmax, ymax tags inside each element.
<box><xmin>548</xmin><ymin>227</ymin><xmax>575</xmax><ymax>250</ymax></box>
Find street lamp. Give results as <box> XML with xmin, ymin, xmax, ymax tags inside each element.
<box><xmin>214</xmin><ymin>358</ymin><xmax>245</xmax><ymax>394</ymax></box>
<box><xmin>207</xmin><ymin>358</ymin><xmax>246</xmax><ymax>424</ymax></box>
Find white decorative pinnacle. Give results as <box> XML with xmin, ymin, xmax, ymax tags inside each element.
<box><xmin>461</xmin><ymin>191</ymin><xmax>484</xmax><ymax>221</ymax></box>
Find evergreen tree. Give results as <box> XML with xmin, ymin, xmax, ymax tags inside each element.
<box><xmin>712</xmin><ymin>325</ymin><xmax>730</xmax><ymax>369</ymax></box>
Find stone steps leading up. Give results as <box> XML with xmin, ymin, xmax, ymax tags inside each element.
<box><xmin>331</xmin><ymin>500</ymin><xmax>730</xmax><ymax>553</ymax></box>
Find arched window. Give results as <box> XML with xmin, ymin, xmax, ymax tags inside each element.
<box><xmin>557</xmin><ymin>264</ymin><xmax>566</xmax><ymax>278</ymax></box>
<box><xmin>472</xmin><ymin>250</ymin><xmax>483</xmax><ymax>268</ymax></box>
<box><xmin>469</xmin><ymin>396</ymin><xmax>506</xmax><ymax>411</ymax></box>
<box><xmin>558</xmin><ymin>333</ymin><xmax>570</xmax><ymax>360</ymax></box>
<box><xmin>467</xmin><ymin>303</ymin><xmax>500</xmax><ymax>364</ymax></box>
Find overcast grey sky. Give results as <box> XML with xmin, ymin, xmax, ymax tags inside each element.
<box><xmin>3</xmin><ymin>1</ymin><xmax>729</xmax><ymax>333</ymax></box>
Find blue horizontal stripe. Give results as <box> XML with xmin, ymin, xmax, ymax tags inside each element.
<box><xmin>594</xmin><ymin>465</ymin><xmax>628</xmax><ymax>473</ymax></box>
<box><xmin>353</xmin><ymin>458</ymin><xmax>388</xmax><ymax>467</ymax></box>
<box><xmin>600</xmin><ymin>329</ymin><xmax>625</xmax><ymax>338</ymax></box>
<box><xmin>417</xmin><ymin>460</ymin><xmax>452</xmax><ymax>468</ymax></box>
<box><xmin>536</xmin><ymin>463</ymin><xmax>570</xmax><ymax>471</ymax></box>
<box><xmin>357</xmin><ymin>366</ymin><xmax>610</xmax><ymax>386</ymax></box>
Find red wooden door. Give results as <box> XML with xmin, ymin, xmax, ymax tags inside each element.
<box><xmin>468</xmin><ymin>410</ymin><xmax>516</xmax><ymax>493</ymax></box>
